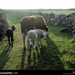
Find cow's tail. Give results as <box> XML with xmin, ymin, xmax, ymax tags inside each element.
<box><xmin>20</xmin><ymin>21</ymin><xmax>23</xmax><ymax>34</ymax></box>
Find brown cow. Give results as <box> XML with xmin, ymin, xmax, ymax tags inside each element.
<box><xmin>20</xmin><ymin>15</ymin><xmax>49</xmax><ymax>49</ymax></box>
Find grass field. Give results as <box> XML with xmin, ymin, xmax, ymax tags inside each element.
<box><xmin>4</xmin><ymin>9</ymin><xmax>75</xmax><ymax>15</ymax></box>
<box><xmin>0</xmin><ymin>9</ymin><xmax>75</xmax><ymax>70</ymax></box>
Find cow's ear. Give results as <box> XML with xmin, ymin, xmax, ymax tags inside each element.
<box><xmin>46</xmin><ymin>26</ymin><xmax>49</xmax><ymax>31</ymax></box>
<box><xmin>46</xmin><ymin>28</ymin><xmax>48</xmax><ymax>31</ymax></box>
<box><xmin>47</xmin><ymin>26</ymin><xmax>49</xmax><ymax>28</ymax></box>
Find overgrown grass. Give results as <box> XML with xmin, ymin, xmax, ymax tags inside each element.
<box><xmin>0</xmin><ymin>11</ymin><xmax>75</xmax><ymax>70</ymax></box>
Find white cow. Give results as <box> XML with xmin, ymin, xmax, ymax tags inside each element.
<box><xmin>27</xmin><ymin>29</ymin><xmax>49</xmax><ymax>56</ymax></box>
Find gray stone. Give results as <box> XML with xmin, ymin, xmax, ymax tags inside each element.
<box><xmin>4</xmin><ymin>10</ymin><xmax>75</xmax><ymax>34</ymax></box>
<box><xmin>0</xmin><ymin>13</ymin><xmax>8</xmax><ymax>41</ymax></box>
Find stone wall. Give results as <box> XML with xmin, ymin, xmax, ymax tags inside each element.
<box><xmin>4</xmin><ymin>11</ymin><xmax>65</xmax><ymax>25</ymax></box>
<box><xmin>4</xmin><ymin>10</ymin><xmax>75</xmax><ymax>33</ymax></box>
<box><xmin>0</xmin><ymin>13</ymin><xmax>8</xmax><ymax>41</ymax></box>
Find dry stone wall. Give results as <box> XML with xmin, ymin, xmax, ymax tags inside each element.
<box><xmin>0</xmin><ymin>13</ymin><xmax>8</xmax><ymax>41</ymax></box>
<box><xmin>4</xmin><ymin>10</ymin><xmax>75</xmax><ymax>33</ymax></box>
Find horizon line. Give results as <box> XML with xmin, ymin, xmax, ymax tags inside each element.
<box><xmin>1</xmin><ymin>8</ymin><xmax>75</xmax><ymax>10</ymax></box>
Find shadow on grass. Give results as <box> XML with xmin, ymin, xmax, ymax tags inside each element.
<box><xmin>20</xmin><ymin>48</ymin><xmax>26</xmax><ymax>70</ymax></box>
<box><xmin>44</xmin><ymin>36</ymin><xmax>65</xmax><ymax>70</ymax></box>
<box><xmin>24</xmin><ymin>36</ymin><xmax>65</xmax><ymax>70</ymax></box>
<box><xmin>58</xmin><ymin>31</ymin><xmax>73</xmax><ymax>40</ymax></box>
<box><xmin>0</xmin><ymin>44</ymin><xmax>12</xmax><ymax>69</ymax></box>
<box><xmin>48</xmin><ymin>24</ymin><xmax>73</xmax><ymax>39</ymax></box>
<box><xmin>20</xmin><ymin>47</ymin><xmax>32</xmax><ymax>70</ymax></box>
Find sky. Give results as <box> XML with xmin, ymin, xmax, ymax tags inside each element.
<box><xmin>0</xmin><ymin>0</ymin><xmax>75</xmax><ymax>9</ymax></box>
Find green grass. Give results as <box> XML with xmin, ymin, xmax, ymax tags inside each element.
<box><xmin>0</xmin><ymin>10</ymin><xmax>75</xmax><ymax>70</ymax></box>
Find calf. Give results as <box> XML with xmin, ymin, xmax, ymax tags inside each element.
<box><xmin>6</xmin><ymin>26</ymin><xmax>17</xmax><ymax>47</ymax></box>
<box><xmin>27</xmin><ymin>29</ymin><xmax>49</xmax><ymax>56</ymax></box>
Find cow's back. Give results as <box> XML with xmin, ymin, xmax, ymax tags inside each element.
<box><xmin>20</xmin><ymin>16</ymin><xmax>37</xmax><ymax>34</ymax></box>
<box><xmin>35</xmin><ymin>15</ymin><xmax>47</xmax><ymax>29</ymax></box>
<box><xmin>20</xmin><ymin>15</ymin><xmax>47</xmax><ymax>34</ymax></box>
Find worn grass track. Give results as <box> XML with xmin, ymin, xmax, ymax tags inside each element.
<box><xmin>0</xmin><ymin>13</ymin><xmax>75</xmax><ymax>70</ymax></box>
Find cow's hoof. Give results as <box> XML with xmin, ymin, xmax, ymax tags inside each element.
<box><xmin>30</xmin><ymin>45</ymin><xmax>32</xmax><ymax>47</ymax></box>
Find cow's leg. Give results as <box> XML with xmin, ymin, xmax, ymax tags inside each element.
<box><xmin>33</xmin><ymin>42</ymin><xmax>35</xmax><ymax>53</ymax></box>
<box><xmin>35</xmin><ymin>41</ymin><xmax>38</xmax><ymax>49</ymax></box>
<box><xmin>27</xmin><ymin>42</ymin><xmax>30</xmax><ymax>56</ymax></box>
<box><xmin>11</xmin><ymin>37</ymin><xmax>13</xmax><ymax>47</ymax></box>
<box><xmin>33</xmin><ymin>41</ymin><xmax>37</xmax><ymax>53</ymax></box>
<box><xmin>22</xmin><ymin>33</ymin><xmax>25</xmax><ymax>49</ymax></box>
<box><xmin>39</xmin><ymin>41</ymin><xmax>42</xmax><ymax>49</ymax></box>
<box><xmin>27</xmin><ymin>38</ymin><xmax>29</xmax><ymax>50</ymax></box>
<box><xmin>38</xmin><ymin>39</ymin><xmax>42</xmax><ymax>49</ymax></box>
<box><xmin>11</xmin><ymin>32</ymin><xmax>13</xmax><ymax>47</ymax></box>
<box><xmin>38</xmin><ymin>39</ymin><xmax>41</xmax><ymax>49</ymax></box>
<box><xmin>27</xmin><ymin>38</ymin><xmax>30</xmax><ymax>56</ymax></box>
<box><xmin>7</xmin><ymin>36</ymin><xmax>10</xmax><ymax>46</ymax></box>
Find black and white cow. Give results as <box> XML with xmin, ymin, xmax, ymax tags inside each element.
<box><xmin>6</xmin><ymin>26</ymin><xmax>17</xmax><ymax>47</ymax></box>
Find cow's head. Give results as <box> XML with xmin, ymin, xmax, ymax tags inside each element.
<box><xmin>11</xmin><ymin>26</ymin><xmax>17</xmax><ymax>31</ymax></box>
<box><xmin>43</xmin><ymin>31</ymin><xmax>49</xmax><ymax>40</ymax></box>
<box><xmin>45</xmin><ymin>26</ymin><xmax>49</xmax><ymax>32</ymax></box>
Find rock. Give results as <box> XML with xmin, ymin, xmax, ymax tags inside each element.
<box><xmin>0</xmin><ymin>41</ymin><xmax>2</xmax><ymax>44</ymax></box>
<box><xmin>71</xmin><ymin>62</ymin><xmax>75</xmax><ymax>67</ymax></box>
<box><xmin>71</xmin><ymin>50</ymin><xmax>75</xmax><ymax>53</ymax></box>
<box><xmin>60</xmin><ymin>28</ymin><xmax>68</xmax><ymax>32</ymax></box>
<box><xmin>65</xmin><ymin>61</ymin><xmax>70</xmax><ymax>65</ymax></box>
<box><xmin>0</xmin><ymin>13</ymin><xmax>8</xmax><ymax>41</ymax></box>
<box><xmin>54</xmin><ymin>23</ymin><xmax>58</xmax><ymax>25</ymax></box>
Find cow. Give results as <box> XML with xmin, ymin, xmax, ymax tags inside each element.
<box><xmin>27</xmin><ymin>29</ymin><xmax>49</xmax><ymax>56</ymax></box>
<box><xmin>6</xmin><ymin>26</ymin><xmax>17</xmax><ymax>47</ymax></box>
<box><xmin>20</xmin><ymin>15</ymin><xmax>49</xmax><ymax>49</ymax></box>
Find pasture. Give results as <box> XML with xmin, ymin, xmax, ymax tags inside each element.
<box><xmin>5</xmin><ymin>9</ymin><xmax>75</xmax><ymax>15</ymax></box>
<box><xmin>0</xmin><ymin>9</ymin><xmax>75</xmax><ymax>70</ymax></box>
